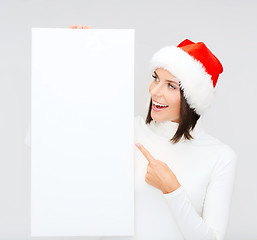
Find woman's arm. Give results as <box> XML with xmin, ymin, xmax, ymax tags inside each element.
<box><xmin>162</xmin><ymin>145</ymin><xmax>237</xmax><ymax>240</ymax></box>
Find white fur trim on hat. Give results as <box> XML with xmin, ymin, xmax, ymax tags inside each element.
<box><xmin>149</xmin><ymin>46</ymin><xmax>216</xmax><ymax>116</ymax></box>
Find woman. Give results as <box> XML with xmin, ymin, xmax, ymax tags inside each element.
<box><xmin>25</xmin><ymin>25</ymin><xmax>237</xmax><ymax>240</ymax></box>
<box><xmin>68</xmin><ymin>25</ymin><xmax>237</xmax><ymax>240</ymax></box>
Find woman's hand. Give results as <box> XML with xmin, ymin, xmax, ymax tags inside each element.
<box><xmin>135</xmin><ymin>143</ymin><xmax>181</xmax><ymax>194</ymax></box>
<box><xmin>68</xmin><ymin>24</ymin><xmax>93</xmax><ymax>29</ymax></box>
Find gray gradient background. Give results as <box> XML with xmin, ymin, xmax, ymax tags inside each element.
<box><xmin>1</xmin><ymin>0</ymin><xmax>257</xmax><ymax>239</ymax></box>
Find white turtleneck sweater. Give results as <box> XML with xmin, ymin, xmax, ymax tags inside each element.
<box><xmin>24</xmin><ymin>115</ymin><xmax>237</xmax><ymax>240</ymax></box>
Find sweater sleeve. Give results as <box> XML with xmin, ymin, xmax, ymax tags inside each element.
<box><xmin>162</xmin><ymin>146</ymin><xmax>237</xmax><ymax>240</ymax></box>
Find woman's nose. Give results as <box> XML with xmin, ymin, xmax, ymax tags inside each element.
<box><xmin>150</xmin><ymin>83</ymin><xmax>164</xmax><ymax>96</ymax></box>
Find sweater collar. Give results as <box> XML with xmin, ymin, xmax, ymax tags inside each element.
<box><xmin>148</xmin><ymin>116</ymin><xmax>204</xmax><ymax>141</ymax></box>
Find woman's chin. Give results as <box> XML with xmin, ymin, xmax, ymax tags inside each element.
<box><xmin>151</xmin><ymin>111</ymin><xmax>164</xmax><ymax>122</ymax></box>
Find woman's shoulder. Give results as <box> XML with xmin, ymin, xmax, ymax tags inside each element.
<box><xmin>199</xmin><ymin>131</ymin><xmax>237</xmax><ymax>163</ymax></box>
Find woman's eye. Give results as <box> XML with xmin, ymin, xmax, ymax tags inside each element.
<box><xmin>152</xmin><ymin>74</ymin><xmax>158</xmax><ymax>81</ymax></box>
<box><xmin>152</xmin><ymin>74</ymin><xmax>176</xmax><ymax>90</ymax></box>
<box><xmin>168</xmin><ymin>83</ymin><xmax>176</xmax><ymax>89</ymax></box>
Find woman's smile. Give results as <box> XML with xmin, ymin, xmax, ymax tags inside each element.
<box><xmin>152</xmin><ymin>102</ymin><xmax>169</xmax><ymax>112</ymax></box>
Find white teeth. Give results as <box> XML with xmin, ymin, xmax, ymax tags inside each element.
<box><xmin>153</xmin><ymin>100</ymin><xmax>168</xmax><ymax>107</ymax></box>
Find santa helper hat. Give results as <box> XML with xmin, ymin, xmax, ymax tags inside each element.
<box><xmin>149</xmin><ymin>39</ymin><xmax>223</xmax><ymax>116</ymax></box>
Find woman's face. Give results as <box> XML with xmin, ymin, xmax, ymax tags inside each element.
<box><xmin>149</xmin><ymin>67</ymin><xmax>181</xmax><ymax>123</ymax></box>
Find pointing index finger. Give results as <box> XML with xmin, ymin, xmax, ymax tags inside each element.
<box><xmin>135</xmin><ymin>143</ymin><xmax>155</xmax><ymax>164</ymax></box>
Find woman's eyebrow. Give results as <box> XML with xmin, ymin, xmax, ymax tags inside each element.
<box><xmin>154</xmin><ymin>71</ymin><xmax>179</xmax><ymax>85</ymax></box>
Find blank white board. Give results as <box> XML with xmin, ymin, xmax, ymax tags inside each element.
<box><xmin>31</xmin><ymin>28</ymin><xmax>135</xmax><ymax>237</ymax></box>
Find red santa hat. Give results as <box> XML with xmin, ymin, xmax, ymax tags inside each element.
<box><xmin>149</xmin><ymin>39</ymin><xmax>223</xmax><ymax>116</ymax></box>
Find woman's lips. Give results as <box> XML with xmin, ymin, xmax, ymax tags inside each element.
<box><xmin>152</xmin><ymin>103</ymin><xmax>168</xmax><ymax>112</ymax></box>
<box><xmin>152</xmin><ymin>99</ymin><xmax>168</xmax><ymax>105</ymax></box>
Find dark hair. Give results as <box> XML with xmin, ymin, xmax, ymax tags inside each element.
<box><xmin>145</xmin><ymin>87</ymin><xmax>200</xmax><ymax>144</ymax></box>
